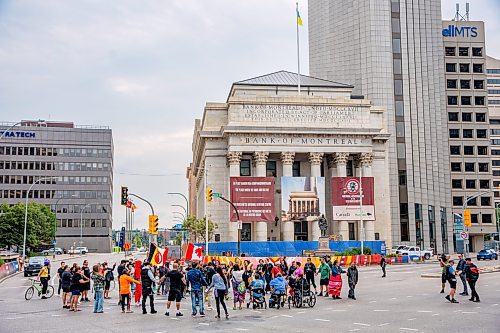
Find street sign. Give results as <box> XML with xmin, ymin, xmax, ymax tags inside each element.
<box><xmin>463</xmin><ymin>209</ymin><xmax>472</xmax><ymax>227</ymax></box>
<box><xmin>52</xmin><ymin>240</ymin><xmax>57</xmax><ymax>245</ymax></box>
<box><xmin>213</xmin><ymin>192</ymin><xmax>223</xmax><ymax>198</ymax></box>
<box><xmin>460</xmin><ymin>232</ymin><xmax>469</xmax><ymax>240</ymax></box>
<box><xmin>124</xmin><ymin>243</ymin><xmax>131</xmax><ymax>251</ymax></box>
<box><xmin>237</xmin><ymin>220</ymin><xmax>242</xmax><ymax>230</ymax></box>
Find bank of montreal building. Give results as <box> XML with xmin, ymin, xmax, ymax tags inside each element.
<box><xmin>0</xmin><ymin>121</ymin><xmax>113</xmax><ymax>252</ymax></box>
<box><xmin>187</xmin><ymin>71</ymin><xmax>394</xmax><ymax>245</ymax></box>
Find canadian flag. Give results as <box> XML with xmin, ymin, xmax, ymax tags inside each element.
<box><xmin>185</xmin><ymin>243</ymin><xmax>204</xmax><ymax>261</ymax></box>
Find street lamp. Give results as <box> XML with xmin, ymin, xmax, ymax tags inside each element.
<box><xmin>52</xmin><ymin>194</ymin><xmax>77</xmax><ymax>259</ymax></box>
<box><xmin>23</xmin><ymin>176</ymin><xmax>55</xmax><ymax>263</ymax></box>
<box><xmin>0</xmin><ymin>119</ymin><xmax>46</xmax><ymax>140</ymax></box>
<box><xmin>79</xmin><ymin>204</ymin><xmax>92</xmax><ymax>247</ymax></box>
<box><xmin>171</xmin><ymin>204</ymin><xmax>187</xmax><ymax>216</ymax></box>
<box><xmin>173</xmin><ymin>211</ymin><xmax>186</xmax><ymax>220</ymax></box>
<box><xmin>167</xmin><ymin>192</ymin><xmax>189</xmax><ymax>216</ymax></box>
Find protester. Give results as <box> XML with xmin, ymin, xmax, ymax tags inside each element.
<box><xmin>317</xmin><ymin>257</ymin><xmax>331</xmax><ymax>297</ymax></box>
<box><xmin>38</xmin><ymin>261</ymin><xmax>50</xmax><ymax>299</ymax></box>
<box><xmin>70</xmin><ymin>266</ymin><xmax>89</xmax><ymax>312</ymax></box>
<box><xmin>439</xmin><ymin>254</ymin><xmax>449</xmax><ymax>294</ymax></box>
<box><xmin>187</xmin><ymin>261</ymin><xmax>207</xmax><ymax>317</ymax></box>
<box><xmin>81</xmin><ymin>260</ymin><xmax>91</xmax><ymax>302</ymax></box>
<box><xmin>279</xmin><ymin>258</ymin><xmax>288</xmax><ymax>278</ymax></box>
<box><xmin>141</xmin><ymin>261</ymin><xmax>157</xmax><ymax>314</ymax></box>
<box><xmin>103</xmin><ymin>262</ymin><xmax>116</xmax><ymax>299</ymax></box>
<box><xmin>61</xmin><ymin>265</ymin><xmax>72</xmax><ymax>309</ymax></box>
<box><xmin>57</xmin><ymin>262</ymin><xmax>65</xmax><ymax>295</ymax></box>
<box><xmin>347</xmin><ymin>261</ymin><xmax>358</xmax><ymax>300</ymax></box>
<box><xmin>117</xmin><ymin>260</ymin><xmax>127</xmax><ymax>305</ymax></box>
<box><xmin>207</xmin><ymin>266</ymin><xmax>229</xmax><ymax>319</ymax></box>
<box><xmin>119</xmin><ymin>268</ymin><xmax>140</xmax><ymax>313</ymax></box>
<box><xmin>380</xmin><ymin>256</ymin><xmax>387</xmax><ymax>278</ymax></box>
<box><xmin>464</xmin><ymin>258</ymin><xmax>480</xmax><ymax>302</ymax></box>
<box><xmin>445</xmin><ymin>259</ymin><xmax>459</xmax><ymax>303</ymax></box>
<box><xmin>269</xmin><ymin>273</ymin><xmax>287</xmax><ymax>307</ymax></box>
<box><xmin>294</xmin><ymin>261</ymin><xmax>304</xmax><ymax>277</ymax></box>
<box><xmin>304</xmin><ymin>257</ymin><xmax>317</xmax><ymax>294</ymax></box>
<box><xmin>164</xmin><ymin>263</ymin><xmax>186</xmax><ymax>317</ymax></box>
<box><xmin>329</xmin><ymin>260</ymin><xmax>345</xmax><ymax>299</ymax></box>
<box><xmin>231</xmin><ymin>264</ymin><xmax>245</xmax><ymax>310</ymax></box>
<box><xmin>91</xmin><ymin>264</ymin><xmax>106</xmax><ymax>313</ymax></box>
<box><xmin>456</xmin><ymin>254</ymin><xmax>468</xmax><ymax>296</ymax></box>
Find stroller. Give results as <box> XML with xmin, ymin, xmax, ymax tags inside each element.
<box><xmin>247</xmin><ymin>287</ymin><xmax>267</xmax><ymax>309</ymax></box>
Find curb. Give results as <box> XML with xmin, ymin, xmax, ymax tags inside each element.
<box><xmin>421</xmin><ymin>266</ymin><xmax>500</xmax><ymax>278</ymax></box>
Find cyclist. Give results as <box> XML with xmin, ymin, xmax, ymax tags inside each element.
<box><xmin>38</xmin><ymin>261</ymin><xmax>50</xmax><ymax>299</ymax></box>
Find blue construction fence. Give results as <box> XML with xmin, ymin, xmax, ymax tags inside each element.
<box><xmin>198</xmin><ymin>240</ymin><xmax>386</xmax><ymax>257</ymax></box>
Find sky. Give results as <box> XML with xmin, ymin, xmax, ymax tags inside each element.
<box><xmin>0</xmin><ymin>0</ymin><xmax>498</xmax><ymax>231</ymax></box>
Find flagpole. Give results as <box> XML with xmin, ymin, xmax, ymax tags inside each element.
<box><xmin>205</xmin><ymin>166</ymin><xmax>209</xmax><ymax>256</ymax></box>
<box><xmin>296</xmin><ymin>2</ymin><xmax>301</xmax><ymax>95</ymax></box>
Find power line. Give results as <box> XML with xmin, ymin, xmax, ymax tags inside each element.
<box><xmin>116</xmin><ymin>172</ymin><xmax>183</xmax><ymax>177</ymax></box>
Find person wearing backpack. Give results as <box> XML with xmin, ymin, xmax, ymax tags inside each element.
<box><xmin>445</xmin><ymin>259</ymin><xmax>459</xmax><ymax>303</ymax></box>
<box><xmin>464</xmin><ymin>258</ymin><xmax>480</xmax><ymax>302</ymax></box>
<box><xmin>380</xmin><ymin>256</ymin><xmax>387</xmax><ymax>278</ymax></box>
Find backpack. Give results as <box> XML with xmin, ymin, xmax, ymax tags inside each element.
<box><xmin>446</xmin><ymin>266</ymin><xmax>456</xmax><ymax>281</ymax></box>
<box><xmin>469</xmin><ymin>266</ymin><xmax>479</xmax><ymax>281</ymax></box>
<box><xmin>105</xmin><ymin>270</ymin><xmax>114</xmax><ymax>281</ymax></box>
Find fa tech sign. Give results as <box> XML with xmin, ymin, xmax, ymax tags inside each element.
<box><xmin>0</xmin><ymin>131</ymin><xmax>36</xmax><ymax>138</ymax></box>
<box><xmin>442</xmin><ymin>25</ymin><xmax>478</xmax><ymax>38</ymax></box>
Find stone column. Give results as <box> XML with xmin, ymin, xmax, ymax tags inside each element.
<box><xmin>309</xmin><ymin>152</ymin><xmax>324</xmax><ymax>241</ymax></box>
<box><xmin>360</xmin><ymin>153</ymin><xmax>375</xmax><ymax>241</ymax></box>
<box><xmin>253</xmin><ymin>151</ymin><xmax>269</xmax><ymax>242</ymax></box>
<box><xmin>281</xmin><ymin>152</ymin><xmax>295</xmax><ymax>241</ymax></box>
<box><xmin>226</xmin><ymin>152</ymin><xmax>242</xmax><ymax>242</ymax></box>
<box><xmin>334</xmin><ymin>153</ymin><xmax>350</xmax><ymax>241</ymax></box>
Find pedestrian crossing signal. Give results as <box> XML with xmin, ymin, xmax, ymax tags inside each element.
<box><xmin>149</xmin><ymin>215</ymin><xmax>159</xmax><ymax>235</ymax></box>
<box><xmin>206</xmin><ymin>188</ymin><xmax>213</xmax><ymax>202</ymax></box>
<box><xmin>120</xmin><ymin>186</ymin><xmax>128</xmax><ymax>206</ymax></box>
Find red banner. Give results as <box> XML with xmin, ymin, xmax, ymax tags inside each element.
<box><xmin>331</xmin><ymin>177</ymin><xmax>375</xmax><ymax>221</ymax></box>
<box><xmin>230</xmin><ymin>177</ymin><xmax>275</xmax><ymax>222</ymax></box>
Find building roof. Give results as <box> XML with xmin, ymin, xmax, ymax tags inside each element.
<box><xmin>235</xmin><ymin>70</ymin><xmax>353</xmax><ymax>88</ymax></box>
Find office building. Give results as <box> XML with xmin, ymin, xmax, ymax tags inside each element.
<box><xmin>0</xmin><ymin>120</ymin><xmax>113</xmax><ymax>252</ymax></box>
<box><xmin>487</xmin><ymin>55</ymin><xmax>500</xmax><ymax>219</ymax></box>
<box><xmin>309</xmin><ymin>0</ymin><xmax>453</xmax><ymax>253</ymax></box>
<box><xmin>187</xmin><ymin>71</ymin><xmax>391</xmax><ymax>243</ymax></box>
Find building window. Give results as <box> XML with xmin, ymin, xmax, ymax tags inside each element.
<box><xmin>481</xmin><ymin>197</ymin><xmax>491</xmax><ymax>207</ymax></box>
<box><xmin>473</xmin><ymin>64</ymin><xmax>483</xmax><ymax>73</ymax></box>
<box><xmin>399</xmin><ymin>171</ymin><xmax>407</xmax><ymax>185</ymax></box>
<box><xmin>400</xmin><ymin>203</ymin><xmax>409</xmax><ymax>219</ymax></box>
<box><xmin>489</xmin><ymin>89</ymin><xmax>500</xmax><ymax>95</ymax></box>
<box><xmin>476</xmin><ymin>129</ymin><xmax>487</xmax><ymax>138</ymax></box>
<box><xmin>490</xmin><ymin>100</ymin><xmax>500</xmax><ymax>105</ymax></box>
<box><xmin>463</xmin><ymin>146</ymin><xmax>474</xmax><ymax>155</ymax></box>
<box><xmin>266</xmin><ymin>161</ymin><xmax>277</xmax><ymax>177</ymax></box>
<box><xmin>348</xmin><ymin>223</ymin><xmax>356</xmax><ymax>240</ymax></box>
<box><xmin>450</xmin><ymin>146</ymin><xmax>461</xmax><ymax>155</ymax></box>
<box><xmin>451</xmin><ymin>179</ymin><xmax>462</xmax><ymax>189</ymax></box>
<box><xmin>292</xmin><ymin>161</ymin><xmax>300</xmax><ymax>177</ymax></box>
<box><xmin>394</xmin><ymin>80</ymin><xmax>403</xmax><ymax>95</ymax></box>
<box><xmin>460</xmin><ymin>80</ymin><xmax>471</xmax><ymax>89</ymax></box>
<box><xmin>240</xmin><ymin>159</ymin><xmax>251</xmax><ymax>176</ymax></box>
<box><xmin>488</xmin><ymin>79</ymin><xmax>500</xmax><ymax>84</ymax></box>
<box><xmin>477</xmin><ymin>146</ymin><xmax>488</xmax><ymax>155</ymax></box>
<box><xmin>472</xmin><ymin>47</ymin><xmax>483</xmax><ymax>57</ymax></box>
<box><xmin>397</xmin><ymin>143</ymin><xmax>406</xmax><ymax>158</ymax></box>
<box><xmin>447</xmin><ymin>96</ymin><xmax>458</xmax><ymax>105</ymax></box>
<box><xmin>241</xmin><ymin>223</ymin><xmax>251</xmax><ymax>241</ymax></box>
<box><xmin>451</xmin><ymin>162</ymin><xmax>461</xmax><ymax>172</ymax></box>
<box><xmin>415</xmin><ymin>203</ymin><xmax>422</xmax><ymax>221</ymax></box>
<box><xmin>487</xmin><ymin>69</ymin><xmax>500</xmax><ymax>74</ymax></box>
<box><xmin>465</xmin><ymin>179</ymin><xmax>476</xmax><ymax>189</ymax></box>
<box><xmin>459</xmin><ymin>63</ymin><xmax>470</xmax><ymax>73</ymax></box>
<box><xmin>463</xmin><ymin>129</ymin><xmax>473</xmax><ymax>138</ymax></box>
<box><xmin>401</xmin><ymin>222</ymin><xmax>410</xmax><ymax>242</ymax></box>
<box><xmin>494</xmin><ymin>170</ymin><xmax>500</xmax><ymax>176</ymax></box>
<box><xmin>448</xmin><ymin>112</ymin><xmax>459</xmax><ymax>121</ymax></box>
<box><xmin>476</xmin><ymin>113</ymin><xmax>486</xmax><ymax>122</ymax></box>
<box><xmin>447</xmin><ymin>79</ymin><xmax>457</xmax><ymax>89</ymax></box>
<box><xmin>482</xmin><ymin>214</ymin><xmax>493</xmax><ymax>223</ymax></box>
<box><xmin>393</xmin><ymin>58</ymin><xmax>402</xmax><ymax>75</ymax></box>
<box><xmin>479</xmin><ymin>179</ymin><xmax>490</xmax><ymax>189</ymax></box>
<box><xmin>446</xmin><ymin>63</ymin><xmax>456</xmax><ymax>72</ymax></box>
<box><xmin>458</xmin><ymin>47</ymin><xmax>469</xmax><ymax>56</ymax></box>
<box><xmin>462</xmin><ymin>112</ymin><xmax>472</xmax><ymax>121</ymax></box>
<box><xmin>475</xmin><ymin>96</ymin><xmax>485</xmax><ymax>105</ymax></box>
<box><xmin>474</xmin><ymin>80</ymin><xmax>484</xmax><ymax>89</ymax></box>
<box><xmin>461</xmin><ymin>96</ymin><xmax>472</xmax><ymax>105</ymax></box>
<box><xmin>470</xmin><ymin>214</ymin><xmax>478</xmax><ymax>224</ymax></box>
<box><xmin>396</xmin><ymin>121</ymin><xmax>405</xmax><ymax>137</ymax></box>
<box><xmin>395</xmin><ymin>101</ymin><xmax>404</xmax><ymax>116</ymax></box>
<box><xmin>464</xmin><ymin>163</ymin><xmax>475</xmax><ymax>172</ymax></box>
<box><xmin>453</xmin><ymin>196</ymin><xmax>463</xmax><ymax>206</ymax></box>
<box><xmin>392</xmin><ymin>38</ymin><xmax>401</xmax><ymax>53</ymax></box>
<box><xmin>391</xmin><ymin>0</ymin><xmax>400</xmax><ymax>12</ymax></box>
<box><xmin>445</xmin><ymin>47</ymin><xmax>456</xmax><ymax>56</ymax></box>
<box><xmin>492</xmin><ymin>150</ymin><xmax>500</xmax><ymax>155</ymax></box>
<box><xmin>478</xmin><ymin>163</ymin><xmax>489</xmax><ymax>172</ymax></box>
<box><xmin>492</xmin><ymin>139</ymin><xmax>500</xmax><ymax>145</ymax></box>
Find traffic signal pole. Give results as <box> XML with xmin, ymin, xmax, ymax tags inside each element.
<box><xmin>216</xmin><ymin>196</ymin><xmax>242</xmax><ymax>256</ymax></box>
<box><xmin>129</xmin><ymin>193</ymin><xmax>156</xmax><ymax>244</ymax></box>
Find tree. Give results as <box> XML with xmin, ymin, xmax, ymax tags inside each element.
<box><xmin>182</xmin><ymin>215</ymin><xmax>217</xmax><ymax>243</ymax></box>
<box><xmin>0</xmin><ymin>202</ymin><xmax>55</xmax><ymax>250</ymax></box>
<box><xmin>132</xmin><ymin>233</ymin><xmax>143</xmax><ymax>248</ymax></box>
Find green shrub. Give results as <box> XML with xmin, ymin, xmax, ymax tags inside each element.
<box><xmin>0</xmin><ymin>258</ymin><xmax>5</xmax><ymax>266</ymax></box>
<box><xmin>336</xmin><ymin>247</ymin><xmax>372</xmax><ymax>256</ymax></box>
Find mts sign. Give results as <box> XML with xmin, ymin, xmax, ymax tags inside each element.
<box><xmin>442</xmin><ymin>25</ymin><xmax>478</xmax><ymax>38</ymax></box>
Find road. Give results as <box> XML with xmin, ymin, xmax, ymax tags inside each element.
<box><xmin>0</xmin><ymin>253</ymin><xmax>499</xmax><ymax>333</ymax></box>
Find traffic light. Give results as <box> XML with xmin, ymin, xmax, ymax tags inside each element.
<box><xmin>149</xmin><ymin>215</ymin><xmax>159</xmax><ymax>235</ymax></box>
<box><xmin>463</xmin><ymin>209</ymin><xmax>472</xmax><ymax>227</ymax></box>
<box><xmin>206</xmin><ymin>187</ymin><xmax>213</xmax><ymax>202</ymax></box>
<box><xmin>121</xmin><ymin>186</ymin><xmax>128</xmax><ymax>206</ymax></box>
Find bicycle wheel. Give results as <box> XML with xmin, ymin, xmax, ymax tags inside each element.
<box><xmin>45</xmin><ymin>286</ymin><xmax>55</xmax><ymax>298</ymax></box>
<box><xmin>25</xmin><ymin>287</ymin><xmax>34</xmax><ymax>300</ymax></box>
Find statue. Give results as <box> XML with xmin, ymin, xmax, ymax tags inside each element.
<box><xmin>318</xmin><ymin>214</ymin><xmax>328</xmax><ymax>237</ymax></box>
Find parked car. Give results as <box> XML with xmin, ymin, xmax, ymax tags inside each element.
<box><xmin>477</xmin><ymin>249</ymin><xmax>498</xmax><ymax>260</ymax></box>
<box><xmin>41</xmin><ymin>248</ymin><xmax>63</xmax><ymax>256</ymax></box>
<box><xmin>24</xmin><ymin>256</ymin><xmax>46</xmax><ymax>277</ymax></box>
<box><xmin>398</xmin><ymin>246</ymin><xmax>433</xmax><ymax>260</ymax></box>
<box><xmin>68</xmin><ymin>247</ymin><xmax>88</xmax><ymax>255</ymax></box>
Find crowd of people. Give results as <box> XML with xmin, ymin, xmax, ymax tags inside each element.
<box><xmin>438</xmin><ymin>254</ymin><xmax>481</xmax><ymax>304</ymax></box>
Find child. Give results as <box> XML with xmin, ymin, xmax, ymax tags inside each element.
<box><xmin>119</xmin><ymin>269</ymin><xmax>140</xmax><ymax>313</ymax></box>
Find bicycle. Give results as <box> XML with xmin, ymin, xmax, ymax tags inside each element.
<box><xmin>25</xmin><ymin>278</ymin><xmax>55</xmax><ymax>300</ymax></box>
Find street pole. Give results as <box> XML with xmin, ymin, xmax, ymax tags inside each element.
<box><xmin>79</xmin><ymin>203</ymin><xmax>91</xmax><ymax>247</ymax></box>
<box><xmin>218</xmin><ymin>196</ymin><xmax>241</xmax><ymax>256</ymax></box>
<box><xmin>172</xmin><ymin>204</ymin><xmax>187</xmax><ymax>216</ymax></box>
<box><xmin>173</xmin><ymin>211</ymin><xmax>186</xmax><ymax>220</ymax></box>
<box><xmin>204</xmin><ymin>167</ymin><xmax>209</xmax><ymax>256</ymax></box>
<box><xmin>53</xmin><ymin>197</ymin><xmax>64</xmax><ymax>259</ymax></box>
<box><xmin>359</xmin><ymin>166</ymin><xmax>364</xmax><ymax>255</ymax></box>
<box><xmin>23</xmin><ymin>176</ymin><xmax>53</xmax><ymax>264</ymax></box>
<box><xmin>129</xmin><ymin>193</ymin><xmax>156</xmax><ymax>244</ymax></box>
<box><xmin>168</xmin><ymin>192</ymin><xmax>189</xmax><ymax>217</ymax></box>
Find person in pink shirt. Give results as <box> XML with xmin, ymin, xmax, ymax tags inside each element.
<box><xmin>294</xmin><ymin>262</ymin><xmax>304</xmax><ymax>277</ymax></box>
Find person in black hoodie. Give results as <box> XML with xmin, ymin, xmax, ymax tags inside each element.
<box><xmin>456</xmin><ymin>254</ymin><xmax>468</xmax><ymax>296</ymax></box>
<box><xmin>347</xmin><ymin>261</ymin><xmax>359</xmax><ymax>300</ymax></box>
<box><xmin>464</xmin><ymin>258</ymin><xmax>480</xmax><ymax>302</ymax></box>
<box><xmin>141</xmin><ymin>261</ymin><xmax>157</xmax><ymax>314</ymax></box>
<box><xmin>61</xmin><ymin>265</ymin><xmax>72</xmax><ymax>309</ymax></box>
<box><xmin>304</xmin><ymin>258</ymin><xmax>317</xmax><ymax>294</ymax></box>
<box><xmin>116</xmin><ymin>260</ymin><xmax>127</xmax><ymax>305</ymax></box>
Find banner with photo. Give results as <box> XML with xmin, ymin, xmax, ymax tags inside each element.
<box><xmin>281</xmin><ymin>177</ymin><xmax>325</xmax><ymax>222</ymax></box>
<box><xmin>331</xmin><ymin>177</ymin><xmax>375</xmax><ymax>221</ymax></box>
<box><xmin>230</xmin><ymin>177</ymin><xmax>275</xmax><ymax>222</ymax></box>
